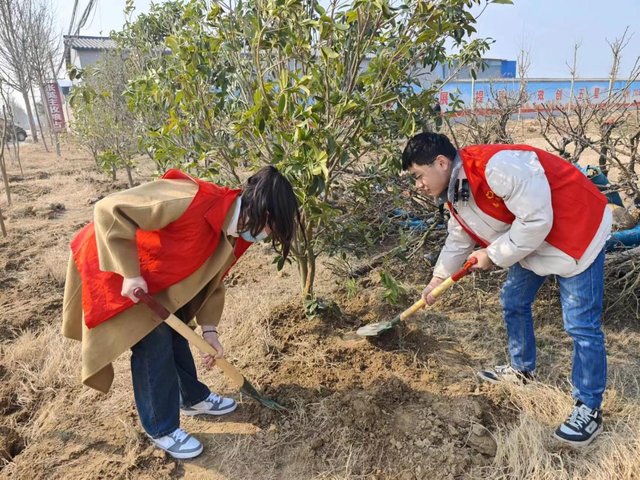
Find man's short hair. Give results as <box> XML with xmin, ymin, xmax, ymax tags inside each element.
<box><xmin>401</xmin><ymin>132</ymin><xmax>457</xmax><ymax>171</ymax></box>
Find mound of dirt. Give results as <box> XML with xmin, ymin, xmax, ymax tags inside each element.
<box><xmin>213</xmin><ymin>294</ymin><xmax>502</xmax><ymax>478</ymax></box>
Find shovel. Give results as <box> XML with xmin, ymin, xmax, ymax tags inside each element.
<box><xmin>134</xmin><ymin>288</ymin><xmax>287</xmax><ymax>411</ymax></box>
<box><xmin>356</xmin><ymin>257</ymin><xmax>477</xmax><ymax>337</ymax></box>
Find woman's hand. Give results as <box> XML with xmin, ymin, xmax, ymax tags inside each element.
<box><xmin>201</xmin><ymin>330</ymin><xmax>223</xmax><ymax>367</ymax></box>
<box><xmin>121</xmin><ymin>276</ymin><xmax>148</xmax><ymax>303</ymax></box>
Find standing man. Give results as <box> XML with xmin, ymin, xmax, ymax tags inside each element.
<box><xmin>402</xmin><ymin>132</ymin><xmax>611</xmax><ymax>447</ymax></box>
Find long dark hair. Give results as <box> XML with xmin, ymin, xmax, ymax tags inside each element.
<box><xmin>239</xmin><ymin>166</ymin><xmax>299</xmax><ymax>259</ymax></box>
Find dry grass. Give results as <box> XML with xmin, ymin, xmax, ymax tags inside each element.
<box><xmin>385</xmin><ymin>257</ymin><xmax>640</xmax><ymax>480</ymax></box>
<box><xmin>2</xmin><ymin>325</ymin><xmax>79</xmax><ymax>394</ymax></box>
<box><xmin>1</xmin><ymin>326</ymin><xmax>79</xmax><ymax>418</ymax></box>
<box><xmin>39</xmin><ymin>244</ymin><xmax>70</xmax><ymax>287</ymax></box>
<box><xmin>475</xmin><ymin>381</ymin><xmax>640</xmax><ymax>479</ymax></box>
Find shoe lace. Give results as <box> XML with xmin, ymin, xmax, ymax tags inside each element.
<box><xmin>567</xmin><ymin>404</ymin><xmax>593</xmax><ymax>430</ymax></box>
<box><xmin>170</xmin><ymin>428</ymin><xmax>189</xmax><ymax>443</ymax></box>
<box><xmin>207</xmin><ymin>393</ymin><xmax>221</xmax><ymax>404</ymax></box>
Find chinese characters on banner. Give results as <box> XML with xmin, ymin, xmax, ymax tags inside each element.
<box><xmin>432</xmin><ymin>79</ymin><xmax>640</xmax><ymax>114</ymax></box>
<box><xmin>45</xmin><ymin>82</ymin><xmax>65</xmax><ymax>133</ymax></box>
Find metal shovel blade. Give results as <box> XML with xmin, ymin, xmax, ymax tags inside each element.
<box><xmin>240</xmin><ymin>379</ymin><xmax>287</xmax><ymax>411</ymax></box>
<box><xmin>356</xmin><ymin>316</ymin><xmax>400</xmax><ymax>337</ymax></box>
<box><xmin>355</xmin><ymin>258</ymin><xmax>478</xmax><ymax>338</ymax></box>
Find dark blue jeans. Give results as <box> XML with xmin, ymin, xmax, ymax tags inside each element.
<box><xmin>131</xmin><ymin>319</ymin><xmax>211</xmax><ymax>438</ymax></box>
<box><xmin>500</xmin><ymin>249</ymin><xmax>607</xmax><ymax>409</ymax></box>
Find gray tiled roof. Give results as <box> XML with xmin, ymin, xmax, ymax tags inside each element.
<box><xmin>63</xmin><ymin>35</ymin><xmax>117</xmax><ymax>51</ymax></box>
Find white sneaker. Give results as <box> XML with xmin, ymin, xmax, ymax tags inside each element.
<box><xmin>181</xmin><ymin>393</ymin><xmax>238</xmax><ymax>416</ymax></box>
<box><xmin>477</xmin><ymin>364</ymin><xmax>535</xmax><ymax>385</ymax></box>
<box><xmin>554</xmin><ymin>401</ymin><xmax>603</xmax><ymax>447</ymax></box>
<box><xmin>149</xmin><ymin>427</ymin><xmax>203</xmax><ymax>459</ymax></box>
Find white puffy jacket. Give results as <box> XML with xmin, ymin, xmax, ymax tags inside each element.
<box><xmin>433</xmin><ymin>149</ymin><xmax>612</xmax><ymax>279</ymax></box>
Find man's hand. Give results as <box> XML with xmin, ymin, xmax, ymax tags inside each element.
<box><xmin>468</xmin><ymin>249</ymin><xmax>493</xmax><ymax>271</ymax></box>
<box><xmin>422</xmin><ymin>277</ymin><xmax>445</xmax><ymax>306</ymax></box>
<box><xmin>121</xmin><ymin>276</ymin><xmax>148</xmax><ymax>303</ymax></box>
<box><xmin>201</xmin><ymin>330</ymin><xmax>223</xmax><ymax>367</ymax></box>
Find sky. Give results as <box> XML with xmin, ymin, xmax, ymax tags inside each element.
<box><xmin>53</xmin><ymin>0</ymin><xmax>640</xmax><ymax>79</ymax></box>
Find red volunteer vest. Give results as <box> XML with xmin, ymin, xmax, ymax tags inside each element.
<box><xmin>71</xmin><ymin>170</ymin><xmax>252</xmax><ymax>329</ymax></box>
<box><xmin>447</xmin><ymin>145</ymin><xmax>607</xmax><ymax>260</ymax></box>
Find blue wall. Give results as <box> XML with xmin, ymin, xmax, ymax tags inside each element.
<box><xmin>501</xmin><ymin>61</ymin><xmax>516</xmax><ymax>79</ymax></box>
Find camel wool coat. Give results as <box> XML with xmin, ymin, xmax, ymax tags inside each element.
<box><xmin>62</xmin><ymin>178</ymin><xmax>239</xmax><ymax>393</ymax></box>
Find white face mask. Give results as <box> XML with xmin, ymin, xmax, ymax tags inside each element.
<box><xmin>240</xmin><ymin>230</ymin><xmax>268</xmax><ymax>243</ymax></box>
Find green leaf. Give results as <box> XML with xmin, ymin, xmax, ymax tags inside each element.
<box><xmin>298</xmin><ymin>84</ymin><xmax>311</xmax><ymax>96</ymax></box>
<box><xmin>277</xmin><ymin>94</ymin><xmax>287</xmax><ymax>115</ymax></box>
<box><xmin>279</xmin><ymin>68</ymin><xmax>289</xmax><ymax>90</ymax></box>
<box><xmin>321</xmin><ymin>46</ymin><xmax>339</xmax><ymax>60</ymax></box>
<box><xmin>272</xmin><ymin>142</ymin><xmax>285</xmax><ymax>157</ymax></box>
<box><xmin>300</xmin><ymin>19</ymin><xmax>319</xmax><ymax>27</ymax></box>
<box><xmin>492</xmin><ymin>0</ymin><xmax>514</xmax><ymax>4</ymax></box>
<box><xmin>371</xmin><ymin>92</ymin><xmax>398</xmax><ymax>106</ymax></box>
<box><xmin>272</xmin><ymin>255</ymin><xmax>286</xmax><ymax>271</ymax></box>
<box><xmin>208</xmin><ymin>3</ymin><xmax>220</xmax><ymax>18</ymax></box>
<box><xmin>165</xmin><ymin>35</ymin><xmax>179</xmax><ymax>52</ymax></box>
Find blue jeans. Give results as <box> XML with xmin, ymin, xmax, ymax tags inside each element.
<box><xmin>131</xmin><ymin>319</ymin><xmax>211</xmax><ymax>438</ymax></box>
<box><xmin>500</xmin><ymin>249</ymin><xmax>607</xmax><ymax>409</ymax></box>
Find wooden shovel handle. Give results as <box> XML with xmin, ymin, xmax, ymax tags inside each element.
<box><xmin>134</xmin><ymin>289</ymin><xmax>245</xmax><ymax>388</ymax></box>
<box><xmin>399</xmin><ymin>257</ymin><xmax>477</xmax><ymax>321</ymax></box>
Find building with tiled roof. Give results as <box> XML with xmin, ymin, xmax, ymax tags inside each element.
<box><xmin>63</xmin><ymin>35</ymin><xmax>118</xmax><ymax>70</ymax></box>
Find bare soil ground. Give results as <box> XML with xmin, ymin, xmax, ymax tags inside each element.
<box><xmin>1</xmin><ymin>138</ymin><xmax>639</xmax><ymax>479</ymax></box>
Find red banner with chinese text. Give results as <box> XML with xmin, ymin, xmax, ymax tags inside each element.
<box><xmin>45</xmin><ymin>82</ymin><xmax>65</xmax><ymax>133</ymax></box>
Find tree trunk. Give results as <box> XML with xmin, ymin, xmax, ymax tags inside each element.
<box><xmin>20</xmin><ymin>88</ymin><xmax>38</xmax><ymax>143</ymax></box>
<box><xmin>298</xmin><ymin>255</ymin><xmax>308</xmax><ymax>295</ymax></box>
<box><xmin>0</xmin><ymin>138</ymin><xmax>10</xmax><ymax>205</ymax></box>
<box><xmin>0</xmin><ymin>90</ymin><xmax>22</xmax><ymax>175</ymax></box>
<box><xmin>300</xmin><ymin>222</ymin><xmax>316</xmax><ymax>299</ymax></box>
<box><xmin>10</xmin><ymin>127</ymin><xmax>22</xmax><ymax>175</ymax></box>
<box><xmin>0</xmin><ymin>204</ymin><xmax>6</xmax><ymax>237</ymax></box>
<box><xmin>30</xmin><ymin>86</ymin><xmax>48</xmax><ymax>153</ymax></box>
<box><xmin>125</xmin><ymin>163</ymin><xmax>134</xmax><ymax>187</ymax></box>
<box><xmin>112</xmin><ymin>165</ymin><xmax>117</xmax><ymax>181</ymax></box>
<box><xmin>39</xmin><ymin>84</ymin><xmax>60</xmax><ymax>156</ymax></box>
<box><xmin>0</xmin><ymin>154</ymin><xmax>9</xmax><ymax>205</ymax></box>
<box><xmin>303</xmin><ymin>247</ymin><xmax>316</xmax><ymax>299</ymax></box>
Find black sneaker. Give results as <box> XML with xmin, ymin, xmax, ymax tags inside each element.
<box><xmin>554</xmin><ymin>401</ymin><xmax>603</xmax><ymax>447</ymax></box>
<box><xmin>477</xmin><ymin>365</ymin><xmax>535</xmax><ymax>385</ymax></box>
